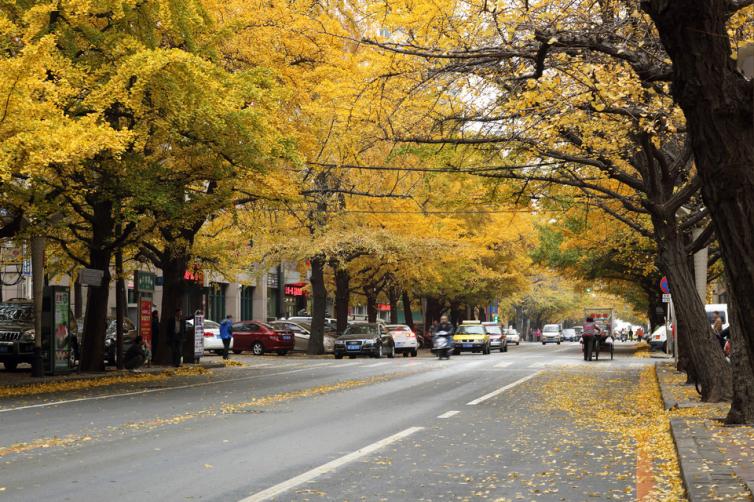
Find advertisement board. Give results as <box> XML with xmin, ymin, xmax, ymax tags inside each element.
<box><xmin>194</xmin><ymin>314</ymin><xmax>204</xmax><ymax>360</ymax></box>
<box><xmin>139</xmin><ymin>298</ymin><xmax>153</xmax><ymax>349</ymax></box>
<box><xmin>51</xmin><ymin>287</ymin><xmax>72</xmax><ymax>373</ymax></box>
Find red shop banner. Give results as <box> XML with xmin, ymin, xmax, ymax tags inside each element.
<box><xmin>140</xmin><ymin>299</ymin><xmax>152</xmax><ymax>347</ymax></box>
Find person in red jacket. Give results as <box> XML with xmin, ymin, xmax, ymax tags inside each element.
<box><xmin>582</xmin><ymin>317</ymin><xmax>600</xmax><ymax>361</ymax></box>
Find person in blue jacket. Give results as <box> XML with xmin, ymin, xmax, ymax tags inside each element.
<box><xmin>219</xmin><ymin>315</ymin><xmax>234</xmax><ymax>360</ymax></box>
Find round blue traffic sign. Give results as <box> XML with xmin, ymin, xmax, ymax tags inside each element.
<box><xmin>660</xmin><ymin>276</ymin><xmax>670</xmax><ymax>294</ymax></box>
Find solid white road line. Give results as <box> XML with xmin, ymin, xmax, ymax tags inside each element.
<box><xmin>528</xmin><ymin>361</ymin><xmax>546</xmax><ymax>368</ymax></box>
<box><xmin>437</xmin><ymin>410</ymin><xmax>460</xmax><ymax>419</ymax></box>
<box><xmin>0</xmin><ymin>366</ymin><xmax>318</xmax><ymax>414</ymax></box>
<box><xmin>307</xmin><ymin>362</ymin><xmax>335</xmax><ymax>367</ymax></box>
<box><xmin>466</xmin><ymin>371</ymin><xmax>542</xmax><ymax>406</ymax></box>
<box><xmin>334</xmin><ymin>362</ymin><xmax>359</xmax><ymax>367</ymax></box>
<box><xmin>365</xmin><ymin>362</ymin><xmax>389</xmax><ymax>368</ymax></box>
<box><xmin>239</xmin><ymin>426</ymin><xmax>424</xmax><ymax>502</ymax></box>
<box><xmin>494</xmin><ymin>361</ymin><xmax>514</xmax><ymax>368</ymax></box>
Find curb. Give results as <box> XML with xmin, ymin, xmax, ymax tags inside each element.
<box><xmin>669</xmin><ymin>418</ymin><xmax>752</xmax><ymax>502</ymax></box>
<box><xmin>656</xmin><ymin>366</ymin><xmax>754</xmax><ymax>501</ymax></box>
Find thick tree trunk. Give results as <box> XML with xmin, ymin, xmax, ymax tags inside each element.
<box><xmin>402</xmin><ymin>291</ymin><xmax>414</xmax><ymax>330</ymax></box>
<box><xmin>387</xmin><ymin>285</ymin><xmax>400</xmax><ymax>324</ymax></box>
<box><xmin>308</xmin><ymin>256</ymin><xmax>326</xmax><ymax>354</ymax></box>
<box><xmin>155</xmin><ymin>253</ymin><xmax>189</xmax><ymax>365</ymax></box>
<box><xmin>425</xmin><ymin>296</ymin><xmax>443</xmax><ymax>324</ymax></box>
<box><xmin>657</xmin><ymin>228</ymin><xmax>731</xmax><ymax>402</ymax></box>
<box><xmin>364</xmin><ymin>287</ymin><xmax>378</xmax><ymax>323</ymax></box>
<box><xmin>333</xmin><ymin>265</ymin><xmax>350</xmax><ymax>336</ymax></box>
<box><xmin>725</xmin><ymin>281</ymin><xmax>754</xmax><ymax>423</ymax></box>
<box><xmin>80</xmin><ymin>200</ymin><xmax>114</xmax><ymax>373</ymax></box>
<box><xmin>644</xmin><ymin>0</ymin><xmax>754</xmax><ymax>422</ymax></box>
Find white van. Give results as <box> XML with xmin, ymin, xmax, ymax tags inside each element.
<box><xmin>705</xmin><ymin>304</ymin><xmax>729</xmax><ymax>329</ymax></box>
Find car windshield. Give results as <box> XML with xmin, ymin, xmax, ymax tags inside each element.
<box><xmin>484</xmin><ymin>326</ymin><xmax>502</xmax><ymax>335</ymax></box>
<box><xmin>203</xmin><ymin>320</ymin><xmax>220</xmax><ymax>329</ymax></box>
<box><xmin>543</xmin><ymin>326</ymin><xmax>559</xmax><ymax>332</ymax></box>
<box><xmin>456</xmin><ymin>325</ymin><xmax>485</xmax><ymax>335</ymax></box>
<box><xmin>342</xmin><ymin>324</ymin><xmax>378</xmax><ymax>336</ymax></box>
<box><xmin>388</xmin><ymin>325</ymin><xmax>410</xmax><ymax>332</ymax></box>
<box><xmin>0</xmin><ymin>303</ymin><xmax>33</xmax><ymax>322</ymax></box>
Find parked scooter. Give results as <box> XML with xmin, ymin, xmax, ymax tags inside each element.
<box><xmin>432</xmin><ymin>330</ymin><xmax>452</xmax><ymax>360</ymax></box>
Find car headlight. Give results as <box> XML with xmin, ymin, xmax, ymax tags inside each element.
<box><xmin>362</xmin><ymin>339</ymin><xmax>374</xmax><ymax>346</ymax></box>
<box><xmin>22</xmin><ymin>329</ymin><xmax>35</xmax><ymax>342</ymax></box>
<box><xmin>105</xmin><ymin>338</ymin><xmax>113</xmax><ymax>347</ymax></box>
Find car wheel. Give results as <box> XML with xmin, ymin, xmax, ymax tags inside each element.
<box><xmin>375</xmin><ymin>345</ymin><xmax>383</xmax><ymax>358</ymax></box>
<box><xmin>542</xmin><ymin>341</ymin><xmax>546</xmax><ymax>345</ymax></box>
<box><xmin>387</xmin><ymin>345</ymin><xmax>395</xmax><ymax>358</ymax></box>
<box><xmin>453</xmin><ymin>348</ymin><xmax>461</xmax><ymax>355</ymax></box>
<box><xmin>501</xmin><ymin>345</ymin><xmax>507</xmax><ymax>353</ymax></box>
<box><xmin>349</xmin><ymin>355</ymin><xmax>357</xmax><ymax>359</ymax></box>
<box><xmin>276</xmin><ymin>350</ymin><xmax>288</xmax><ymax>356</ymax></box>
<box><xmin>403</xmin><ymin>352</ymin><xmax>409</xmax><ymax>358</ymax></box>
<box><xmin>252</xmin><ymin>342</ymin><xmax>264</xmax><ymax>355</ymax></box>
<box><xmin>557</xmin><ymin>341</ymin><xmax>561</xmax><ymax>345</ymax></box>
<box><xmin>3</xmin><ymin>360</ymin><xmax>18</xmax><ymax>371</ymax></box>
<box><xmin>411</xmin><ymin>349</ymin><xmax>417</xmax><ymax>357</ymax></box>
<box><xmin>232</xmin><ymin>349</ymin><xmax>242</xmax><ymax>354</ymax></box>
<box><xmin>335</xmin><ymin>353</ymin><xmax>343</xmax><ymax>359</ymax></box>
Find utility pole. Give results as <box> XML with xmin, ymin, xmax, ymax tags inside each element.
<box><xmin>30</xmin><ymin>235</ymin><xmax>45</xmax><ymax>377</ymax></box>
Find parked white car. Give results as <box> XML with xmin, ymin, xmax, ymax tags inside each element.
<box><xmin>386</xmin><ymin>324</ymin><xmax>419</xmax><ymax>357</ymax></box>
<box><xmin>504</xmin><ymin>327</ymin><xmax>520</xmax><ymax>345</ymax></box>
<box><xmin>186</xmin><ymin>319</ymin><xmax>228</xmax><ymax>353</ymax></box>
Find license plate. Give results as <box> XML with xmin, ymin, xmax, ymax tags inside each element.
<box><xmin>463</xmin><ymin>343</ymin><xmax>473</xmax><ymax>348</ymax></box>
<box><xmin>282</xmin><ymin>335</ymin><xmax>291</xmax><ymax>341</ymax></box>
<box><xmin>0</xmin><ymin>346</ymin><xmax>7</xmax><ymax>353</ymax></box>
<box><xmin>347</xmin><ymin>344</ymin><xmax>360</xmax><ymax>351</ymax></box>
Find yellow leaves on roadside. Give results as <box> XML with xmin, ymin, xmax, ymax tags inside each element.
<box><xmin>537</xmin><ymin>366</ymin><xmax>685</xmax><ymax>501</ymax></box>
<box><xmin>0</xmin><ymin>366</ymin><xmax>210</xmax><ymax>399</ymax></box>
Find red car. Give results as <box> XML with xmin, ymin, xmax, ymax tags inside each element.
<box><xmin>231</xmin><ymin>321</ymin><xmax>294</xmax><ymax>356</ymax></box>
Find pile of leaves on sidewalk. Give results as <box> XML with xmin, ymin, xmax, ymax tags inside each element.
<box><xmin>538</xmin><ymin>366</ymin><xmax>686</xmax><ymax>501</ymax></box>
<box><xmin>0</xmin><ymin>366</ymin><xmax>210</xmax><ymax>399</ymax></box>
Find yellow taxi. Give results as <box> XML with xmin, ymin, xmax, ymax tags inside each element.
<box><xmin>452</xmin><ymin>321</ymin><xmax>491</xmax><ymax>355</ymax></box>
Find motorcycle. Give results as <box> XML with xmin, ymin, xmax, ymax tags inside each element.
<box><xmin>432</xmin><ymin>330</ymin><xmax>452</xmax><ymax>360</ymax></box>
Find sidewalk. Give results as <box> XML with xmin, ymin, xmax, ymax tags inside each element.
<box><xmin>656</xmin><ymin>362</ymin><xmax>754</xmax><ymax>501</ymax></box>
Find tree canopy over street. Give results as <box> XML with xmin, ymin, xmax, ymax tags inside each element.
<box><xmin>1</xmin><ymin>0</ymin><xmax>753</xmax><ymax>424</ymax></box>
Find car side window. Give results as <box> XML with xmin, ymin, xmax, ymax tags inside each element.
<box><xmin>248</xmin><ymin>323</ymin><xmax>260</xmax><ymax>332</ymax></box>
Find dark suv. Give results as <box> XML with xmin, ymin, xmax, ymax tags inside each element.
<box><xmin>0</xmin><ymin>300</ymin><xmax>36</xmax><ymax>370</ymax></box>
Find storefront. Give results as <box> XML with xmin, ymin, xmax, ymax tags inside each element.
<box><xmin>284</xmin><ymin>282</ymin><xmax>308</xmax><ymax>317</ymax></box>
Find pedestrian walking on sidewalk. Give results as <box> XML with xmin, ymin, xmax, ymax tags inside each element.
<box><xmin>168</xmin><ymin>308</ymin><xmax>186</xmax><ymax>367</ymax></box>
<box><xmin>220</xmin><ymin>315</ymin><xmax>233</xmax><ymax>360</ymax></box>
<box><xmin>582</xmin><ymin>316</ymin><xmax>598</xmax><ymax>361</ymax></box>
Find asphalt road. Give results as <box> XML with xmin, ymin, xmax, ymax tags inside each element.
<box><xmin>0</xmin><ymin>341</ymin><xmax>654</xmax><ymax>501</ymax></box>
